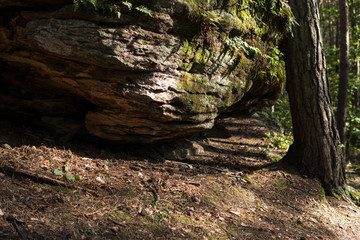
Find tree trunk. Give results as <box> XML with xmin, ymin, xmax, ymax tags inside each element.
<box><xmin>336</xmin><ymin>0</ymin><xmax>350</xmax><ymax>144</ymax></box>
<box><xmin>282</xmin><ymin>0</ymin><xmax>346</xmax><ymax>195</ymax></box>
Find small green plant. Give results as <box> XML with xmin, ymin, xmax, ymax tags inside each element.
<box><xmin>265</xmin><ymin>132</ymin><xmax>293</xmax><ymax>151</ymax></box>
<box><xmin>225</xmin><ymin>37</ymin><xmax>262</xmax><ymax>56</ymax></box>
<box><xmin>244</xmin><ymin>176</ymin><xmax>252</xmax><ymax>183</ymax></box>
<box><xmin>53</xmin><ymin>168</ymin><xmax>63</xmax><ymax>176</ymax></box>
<box><xmin>264</xmin><ymin>46</ymin><xmax>286</xmax><ymax>80</ymax></box>
<box><xmin>135</xmin><ymin>5</ymin><xmax>153</xmax><ymax>17</ymax></box>
<box><xmin>148</xmin><ymin>205</ymin><xmax>172</xmax><ymax>225</ymax></box>
<box><xmin>80</xmin><ymin>227</ymin><xmax>96</xmax><ymax>235</ymax></box>
<box><xmin>53</xmin><ymin>165</ymin><xmax>79</xmax><ymax>182</ymax></box>
<box><xmin>269</xmin><ymin>155</ymin><xmax>282</xmax><ymax>162</ymax></box>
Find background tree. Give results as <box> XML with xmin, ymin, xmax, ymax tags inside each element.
<box><xmin>318</xmin><ymin>0</ymin><xmax>360</xmax><ymax>158</ymax></box>
<box><xmin>281</xmin><ymin>0</ymin><xmax>346</xmax><ymax>195</ymax></box>
<box><xmin>337</xmin><ymin>0</ymin><xmax>350</xmax><ymax>145</ymax></box>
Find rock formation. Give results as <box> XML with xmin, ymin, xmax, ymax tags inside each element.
<box><xmin>0</xmin><ymin>0</ymin><xmax>284</xmax><ymax>143</ymax></box>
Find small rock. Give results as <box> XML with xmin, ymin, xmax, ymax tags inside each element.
<box><xmin>138</xmin><ymin>172</ymin><xmax>143</xmax><ymax>178</ymax></box>
<box><xmin>85</xmin><ymin>162</ymin><xmax>92</xmax><ymax>170</ymax></box>
<box><xmin>2</xmin><ymin>143</ymin><xmax>12</xmax><ymax>150</ymax></box>
<box><xmin>186</xmin><ymin>206</ymin><xmax>195</xmax><ymax>212</ymax></box>
<box><xmin>0</xmin><ymin>209</ymin><xmax>4</xmax><ymax>216</ymax></box>
<box><xmin>96</xmin><ymin>176</ymin><xmax>105</xmax><ymax>184</ymax></box>
<box><xmin>53</xmin><ymin>156</ymin><xmax>65</xmax><ymax>162</ymax></box>
<box><xmin>139</xmin><ymin>208</ymin><xmax>153</xmax><ymax>216</ymax></box>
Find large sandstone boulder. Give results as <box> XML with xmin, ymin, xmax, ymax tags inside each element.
<box><xmin>0</xmin><ymin>0</ymin><xmax>284</xmax><ymax>143</ymax></box>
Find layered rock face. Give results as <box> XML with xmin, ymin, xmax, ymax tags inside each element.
<box><xmin>0</xmin><ymin>0</ymin><xmax>283</xmax><ymax>143</ymax></box>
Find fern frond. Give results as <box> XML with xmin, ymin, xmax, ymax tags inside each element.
<box><xmin>122</xmin><ymin>1</ymin><xmax>132</xmax><ymax>10</ymax></box>
<box><xmin>89</xmin><ymin>0</ymin><xmax>97</xmax><ymax>10</ymax></box>
<box><xmin>135</xmin><ymin>5</ymin><xmax>153</xmax><ymax>17</ymax></box>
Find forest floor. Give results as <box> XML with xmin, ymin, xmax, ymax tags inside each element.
<box><xmin>0</xmin><ymin>113</ymin><xmax>360</xmax><ymax>240</ymax></box>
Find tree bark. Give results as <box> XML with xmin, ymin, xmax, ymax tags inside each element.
<box><xmin>337</xmin><ymin>0</ymin><xmax>350</xmax><ymax>144</ymax></box>
<box><xmin>282</xmin><ymin>0</ymin><xmax>346</xmax><ymax>195</ymax></box>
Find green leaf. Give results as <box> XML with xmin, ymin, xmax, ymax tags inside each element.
<box><xmin>74</xmin><ymin>175</ymin><xmax>81</xmax><ymax>181</ymax></box>
<box><xmin>103</xmin><ymin>160</ymin><xmax>110</xmax><ymax>164</ymax></box>
<box><xmin>54</xmin><ymin>169</ymin><xmax>63</xmax><ymax>176</ymax></box>
<box><xmin>116</xmin><ymin>10</ymin><xmax>121</xmax><ymax>18</ymax></box>
<box><xmin>65</xmin><ymin>173</ymin><xmax>75</xmax><ymax>182</ymax></box>
<box><xmin>64</xmin><ymin>165</ymin><xmax>70</xmax><ymax>172</ymax></box>
<box><xmin>89</xmin><ymin>0</ymin><xmax>97</xmax><ymax>9</ymax></box>
<box><xmin>122</xmin><ymin>1</ymin><xmax>132</xmax><ymax>10</ymax></box>
<box><xmin>74</xmin><ymin>3</ymin><xmax>80</xmax><ymax>11</ymax></box>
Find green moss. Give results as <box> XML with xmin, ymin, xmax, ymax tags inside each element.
<box><xmin>178</xmin><ymin>216</ymin><xmax>199</xmax><ymax>226</ymax></box>
<box><xmin>320</xmin><ymin>187</ymin><xmax>330</xmax><ymax>206</ymax></box>
<box><xmin>236</xmin><ymin>8</ymin><xmax>259</xmax><ymax>34</ymax></box>
<box><xmin>184</xmin><ymin>231</ymin><xmax>198</xmax><ymax>238</ymax></box>
<box><xmin>178</xmin><ymin>72</ymin><xmax>209</xmax><ymax>94</ymax></box>
<box><xmin>231</xmin><ymin>186</ymin><xmax>241</xmax><ymax>197</ymax></box>
<box><xmin>175</xmin><ymin>94</ymin><xmax>217</xmax><ymax>114</ymax></box>
<box><xmin>106</xmin><ymin>210</ymin><xmax>134</xmax><ymax>223</ymax></box>
<box><xmin>180</xmin><ymin>40</ymin><xmax>214</xmax><ymax>73</ymax></box>
<box><xmin>126</xmin><ymin>190</ymin><xmax>137</xmax><ymax>199</ymax></box>
<box><xmin>274</xmin><ymin>179</ymin><xmax>287</xmax><ymax>188</ymax></box>
<box><xmin>227</xmin><ymin>227</ymin><xmax>239</xmax><ymax>237</ymax></box>
<box><xmin>347</xmin><ymin>189</ymin><xmax>360</xmax><ymax>206</ymax></box>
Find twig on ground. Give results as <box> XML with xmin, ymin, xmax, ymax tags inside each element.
<box><xmin>0</xmin><ymin>165</ymin><xmax>99</xmax><ymax>197</ymax></box>
<box><xmin>5</xmin><ymin>215</ymin><xmax>27</xmax><ymax>240</ymax></box>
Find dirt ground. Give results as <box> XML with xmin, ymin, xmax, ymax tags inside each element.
<box><xmin>0</xmin><ymin>113</ymin><xmax>359</xmax><ymax>240</ymax></box>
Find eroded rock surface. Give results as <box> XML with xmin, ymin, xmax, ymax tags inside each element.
<box><xmin>0</xmin><ymin>0</ymin><xmax>283</xmax><ymax>142</ymax></box>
